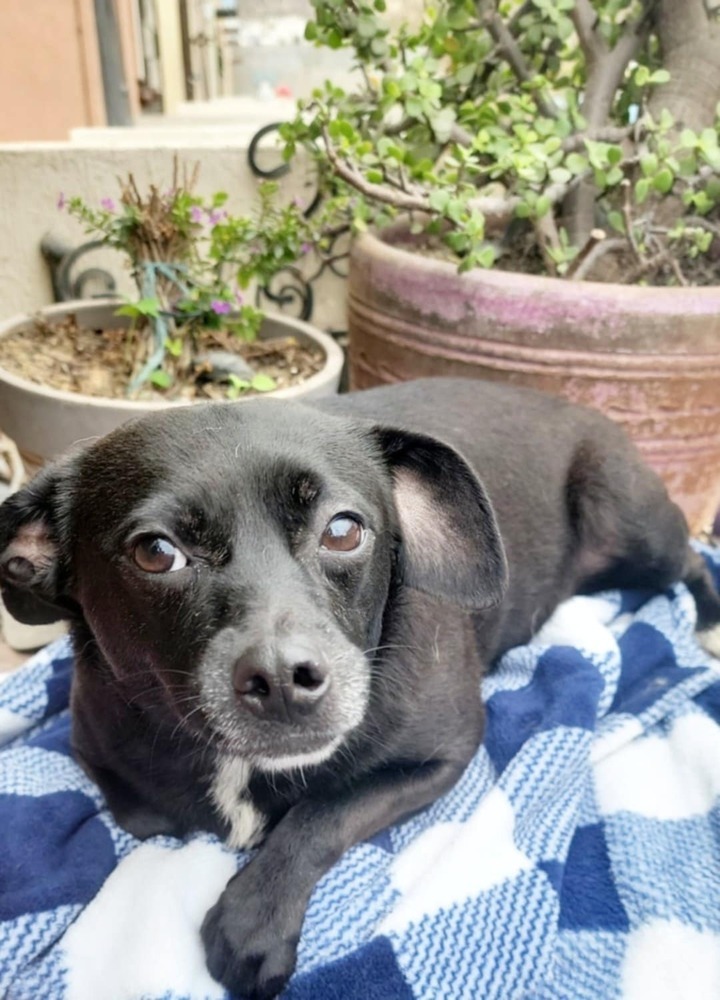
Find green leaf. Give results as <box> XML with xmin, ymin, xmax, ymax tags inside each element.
<box><xmin>566</xmin><ymin>152</ymin><xmax>588</xmax><ymax>175</ymax></box>
<box><xmin>430</xmin><ymin>107</ymin><xmax>456</xmax><ymax>143</ymax></box>
<box><xmin>428</xmin><ymin>189</ymin><xmax>450</xmax><ymax>213</ymax></box>
<box><xmin>164</xmin><ymin>337</ymin><xmax>183</xmax><ymax>358</ymax></box>
<box><xmin>250</xmin><ymin>373</ymin><xmax>277</xmax><ymax>392</ymax></box>
<box><xmin>635</xmin><ymin>177</ymin><xmax>651</xmax><ymax>204</ymax></box>
<box><xmin>150</xmin><ymin>370</ymin><xmax>172</xmax><ymax>389</ymax></box>
<box><xmin>475</xmin><ymin>245</ymin><xmax>497</xmax><ymax>268</ymax></box>
<box><xmin>640</xmin><ymin>153</ymin><xmax>658</xmax><ymax>177</ymax></box>
<box><xmin>607</xmin><ymin>210</ymin><xmax>624</xmax><ymax>234</ymax></box>
<box><xmin>136</xmin><ymin>297</ymin><xmax>161</xmax><ymax>317</ymax></box>
<box><xmin>534</xmin><ymin>194</ymin><xmax>551</xmax><ymax>218</ymax></box>
<box><xmin>648</xmin><ymin>69</ymin><xmax>670</xmax><ymax>85</ymax></box>
<box><xmin>653</xmin><ymin>167</ymin><xmax>674</xmax><ymax>194</ymax></box>
<box><xmin>115</xmin><ymin>297</ymin><xmax>160</xmax><ymax>319</ymax></box>
<box><xmin>549</xmin><ymin>166</ymin><xmax>572</xmax><ymax>184</ymax></box>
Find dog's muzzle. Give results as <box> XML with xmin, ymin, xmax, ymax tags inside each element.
<box><xmin>232</xmin><ymin>641</ymin><xmax>330</xmax><ymax>725</ymax></box>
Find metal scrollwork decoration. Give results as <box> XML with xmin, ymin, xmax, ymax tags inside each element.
<box><xmin>247</xmin><ymin>122</ymin><xmax>349</xmax><ymax>330</ymax></box>
<box><xmin>41</xmin><ymin>234</ymin><xmax>118</xmax><ymax>303</ymax></box>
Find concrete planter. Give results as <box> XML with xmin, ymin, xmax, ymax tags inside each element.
<box><xmin>0</xmin><ymin>299</ymin><xmax>344</xmax><ymax>467</ymax></box>
<box><xmin>348</xmin><ymin>225</ymin><xmax>720</xmax><ymax>533</ymax></box>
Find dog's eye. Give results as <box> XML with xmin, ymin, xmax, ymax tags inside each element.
<box><xmin>132</xmin><ymin>536</ymin><xmax>188</xmax><ymax>573</ymax></box>
<box><xmin>321</xmin><ymin>514</ymin><xmax>364</xmax><ymax>553</ymax></box>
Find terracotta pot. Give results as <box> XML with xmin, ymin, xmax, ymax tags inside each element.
<box><xmin>348</xmin><ymin>225</ymin><xmax>720</xmax><ymax>533</ymax></box>
<box><xmin>0</xmin><ymin>300</ymin><xmax>344</xmax><ymax>467</ymax></box>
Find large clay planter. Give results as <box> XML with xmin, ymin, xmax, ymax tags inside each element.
<box><xmin>348</xmin><ymin>226</ymin><xmax>720</xmax><ymax>533</ymax></box>
<box><xmin>0</xmin><ymin>300</ymin><xmax>344</xmax><ymax>467</ymax></box>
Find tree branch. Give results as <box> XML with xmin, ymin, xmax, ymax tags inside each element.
<box><xmin>482</xmin><ymin>12</ymin><xmax>561</xmax><ymax>119</ymax></box>
<box><xmin>581</xmin><ymin>0</ymin><xmax>658</xmax><ymax>129</ymax></box>
<box><xmin>320</xmin><ymin>125</ymin><xmax>569</xmax><ymax>230</ymax></box>
<box><xmin>563</xmin><ymin>0</ymin><xmax>659</xmax><ymax>246</ymax></box>
<box><xmin>569</xmin><ymin>0</ymin><xmax>605</xmax><ymax>64</ymax></box>
<box><xmin>568</xmin><ymin>235</ymin><xmax>627</xmax><ymax>281</ymax></box>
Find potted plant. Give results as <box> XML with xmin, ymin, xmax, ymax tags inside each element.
<box><xmin>281</xmin><ymin>0</ymin><xmax>720</xmax><ymax>532</ymax></box>
<box><xmin>0</xmin><ymin>161</ymin><xmax>343</xmax><ymax>468</ymax></box>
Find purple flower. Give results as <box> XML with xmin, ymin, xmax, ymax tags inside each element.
<box><xmin>211</xmin><ymin>299</ymin><xmax>232</xmax><ymax>315</ymax></box>
<box><xmin>56</xmin><ymin>192</ymin><xmax>66</xmax><ymax>210</ymax></box>
<box><xmin>190</xmin><ymin>205</ymin><xmax>204</xmax><ymax>223</ymax></box>
<box><xmin>100</xmin><ymin>197</ymin><xmax>116</xmax><ymax>212</ymax></box>
<box><xmin>207</xmin><ymin>209</ymin><xmax>222</xmax><ymax>226</ymax></box>
<box><xmin>300</xmin><ymin>242</ymin><xmax>311</xmax><ymax>255</ymax></box>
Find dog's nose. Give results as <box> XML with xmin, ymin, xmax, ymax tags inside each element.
<box><xmin>232</xmin><ymin>650</ymin><xmax>330</xmax><ymax>723</ymax></box>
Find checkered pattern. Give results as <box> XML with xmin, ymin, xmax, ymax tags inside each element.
<box><xmin>1</xmin><ymin>547</ymin><xmax>719</xmax><ymax>1000</ymax></box>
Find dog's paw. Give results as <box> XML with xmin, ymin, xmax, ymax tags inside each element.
<box><xmin>201</xmin><ymin>877</ymin><xmax>301</xmax><ymax>1000</ymax></box>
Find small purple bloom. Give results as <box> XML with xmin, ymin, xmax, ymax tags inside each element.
<box><xmin>235</xmin><ymin>290</ymin><xmax>245</xmax><ymax>305</ymax></box>
<box><xmin>300</xmin><ymin>242</ymin><xmax>311</xmax><ymax>255</ymax></box>
<box><xmin>207</xmin><ymin>209</ymin><xmax>222</xmax><ymax>226</ymax></box>
<box><xmin>211</xmin><ymin>299</ymin><xmax>232</xmax><ymax>315</ymax></box>
<box><xmin>100</xmin><ymin>197</ymin><xmax>116</xmax><ymax>212</ymax></box>
<box><xmin>57</xmin><ymin>192</ymin><xmax>66</xmax><ymax>210</ymax></box>
<box><xmin>190</xmin><ymin>205</ymin><xmax>204</xmax><ymax>223</ymax></box>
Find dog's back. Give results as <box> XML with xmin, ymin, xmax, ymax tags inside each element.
<box><xmin>314</xmin><ymin>378</ymin><xmax>697</xmax><ymax>654</ymax></box>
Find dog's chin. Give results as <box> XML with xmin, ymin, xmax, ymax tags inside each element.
<box><xmin>212</xmin><ymin>720</ymin><xmax>355</xmax><ymax>771</ymax></box>
<box><xmin>252</xmin><ymin>733</ymin><xmax>346</xmax><ymax>773</ymax></box>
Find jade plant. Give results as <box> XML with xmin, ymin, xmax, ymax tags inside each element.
<box><xmin>62</xmin><ymin>161</ymin><xmax>315</xmax><ymax>395</ymax></box>
<box><xmin>283</xmin><ymin>0</ymin><xmax>720</xmax><ymax>282</ymax></box>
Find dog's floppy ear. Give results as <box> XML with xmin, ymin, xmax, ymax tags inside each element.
<box><xmin>0</xmin><ymin>460</ymin><xmax>77</xmax><ymax>625</ymax></box>
<box><xmin>373</xmin><ymin>427</ymin><xmax>508</xmax><ymax>609</ymax></box>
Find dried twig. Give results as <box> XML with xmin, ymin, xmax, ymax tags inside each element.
<box><xmin>569</xmin><ymin>237</ymin><xmax>629</xmax><ymax>281</ymax></box>
<box><xmin>621</xmin><ymin>181</ymin><xmax>643</xmax><ymax>264</ymax></box>
<box><xmin>534</xmin><ymin>213</ymin><xmax>563</xmax><ymax>276</ymax></box>
<box><xmin>623</xmin><ymin>249</ymin><xmax>673</xmax><ymax>283</ymax></box>
<box><xmin>567</xmin><ymin>228</ymin><xmax>607</xmax><ymax>279</ymax></box>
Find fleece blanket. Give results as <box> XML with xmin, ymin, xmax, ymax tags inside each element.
<box><xmin>2</xmin><ymin>548</ymin><xmax>720</xmax><ymax>1000</ymax></box>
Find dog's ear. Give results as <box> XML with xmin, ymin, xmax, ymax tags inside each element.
<box><xmin>373</xmin><ymin>427</ymin><xmax>508</xmax><ymax>609</ymax></box>
<box><xmin>0</xmin><ymin>460</ymin><xmax>78</xmax><ymax>625</ymax></box>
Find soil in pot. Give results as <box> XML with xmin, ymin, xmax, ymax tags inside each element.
<box><xmin>0</xmin><ymin>312</ymin><xmax>325</xmax><ymax>401</ymax></box>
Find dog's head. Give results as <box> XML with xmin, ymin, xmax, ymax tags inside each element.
<box><xmin>0</xmin><ymin>400</ymin><xmax>507</xmax><ymax>767</ymax></box>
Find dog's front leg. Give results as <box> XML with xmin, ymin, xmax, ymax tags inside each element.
<box><xmin>201</xmin><ymin>757</ymin><xmax>467</xmax><ymax>999</ymax></box>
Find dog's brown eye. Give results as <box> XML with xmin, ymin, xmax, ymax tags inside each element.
<box><xmin>321</xmin><ymin>515</ymin><xmax>364</xmax><ymax>553</ymax></box>
<box><xmin>132</xmin><ymin>536</ymin><xmax>188</xmax><ymax>573</ymax></box>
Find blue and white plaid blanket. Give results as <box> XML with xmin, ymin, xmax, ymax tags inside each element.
<box><xmin>2</xmin><ymin>548</ymin><xmax>720</xmax><ymax>1000</ymax></box>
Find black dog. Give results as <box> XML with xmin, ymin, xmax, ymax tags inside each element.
<box><xmin>1</xmin><ymin>377</ymin><xmax>719</xmax><ymax>999</ymax></box>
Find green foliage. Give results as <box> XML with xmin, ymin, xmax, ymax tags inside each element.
<box><xmin>65</xmin><ymin>170</ymin><xmax>314</xmax><ymax>393</ymax></box>
<box><xmin>280</xmin><ymin>0</ymin><xmax>720</xmax><ymax>284</ymax></box>
<box><xmin>226</xmin><ymin>372</ymin><xmax>278</xmax><ymax>399</ymax></box>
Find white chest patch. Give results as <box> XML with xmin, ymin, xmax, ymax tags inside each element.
<box><xmin>210</xmin><ymin>757</ymin><xmax>266</xmax><ymax>850</ymax></box>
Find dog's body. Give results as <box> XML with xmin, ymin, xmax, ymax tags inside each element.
<box><xmin>2</xmin><ymin>377</ymin><xmax>719</xmax><ymax>999</ymax></box>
